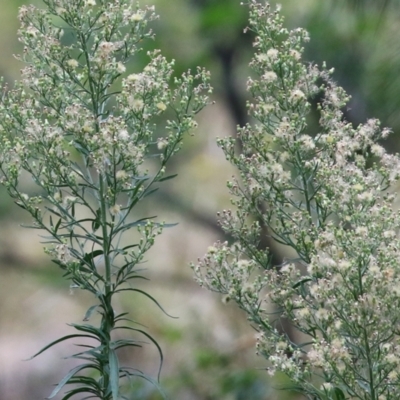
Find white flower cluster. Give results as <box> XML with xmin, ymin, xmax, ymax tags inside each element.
<box><xmin>0</xmin><ymin>2</ymin><xmax>211</xmax><ymax>381</ymax></box>
<box><xmin>0</xmin><ymin>0</ymin><xmax>212</xmax><ymax>397</ymax></box>
<box><xmin>193</xmin><ymin>1</ymin><xmax>400</xmax><ymax>398</ymax></box>
<box><xmin>0</xmin><ymin>0</ymin><xmax>211</xmax><ymax>268</ymax></box>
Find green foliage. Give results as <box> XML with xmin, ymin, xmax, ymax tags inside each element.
<box><xmin>2</xmin><ymin>0</ymin><xmax>400</xmax><ymax>399</ymax></box>
<box><xmin>194</xmin><ymin>1</ymin><xmax>400</xmax><ymax>399</ymax></box>
<box><xmin>0</xmin><ymin>0</ymin><xmax>210</xmax><ymax>398</ymax></box>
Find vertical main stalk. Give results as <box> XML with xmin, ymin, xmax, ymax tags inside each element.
<box><xmin>99</xmin><ymin>173</ymin><xmax>115</xmax><ymax>399</ymax></box>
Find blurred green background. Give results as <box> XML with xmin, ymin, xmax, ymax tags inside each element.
<box><xmin>0</xmin><ymin>0</ymin><xmax>399</xmax><ymax>399</ymax></box>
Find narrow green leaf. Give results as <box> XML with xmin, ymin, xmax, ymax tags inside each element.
<box><xmin>48</xmin><ymin>364</ymin><xmax>95</xmax><ymax>398</ymax></box>
<box><xmin>44</xmin><ymin>205</ymin><xmax>63</xmax><ymax>218</ymax></box>
<box><xmin>292</xmin><ymin>277</ymin><xmax>312</xmax><ymax>289</ymax></box>
<box><xmin>14</xmin><ymin>201</ymin><xmax>27</xmax><ymax>211</ymax></box>
<box><xmin>158</xmin><ymin>173</ymin><xmax>178</xmax><ymax>182</ymax></box>
<box><xmin>112</xmin><ymin>340</ymin><xmax>142</xmax><ymax>351</ymax></box>
<box><xmin>115</xmin><ymin>326</ymin><xmax>164</xmax><ymax>381</ymax></box>
<box><xmin>356</xmin><ymin>379</ymin><xmax>371</xmax><ymax>392</ymax></box>
<box><xmin>295</xmin><ymin>340</ymin><xmax>315</xmax><ymax>349</ymax></box>
<box><xmin>72</xmin><ymin>140</ymin><xmax>90</xmax><ymax>156</ymax></box>
<box><xmin>83</xmin><ymin>305</ymin><xmax>99</xmax><ymax>322</ymax></box>
<box><xmin>68</xmin><ymin>323</ymin><xmax>107</xmax><ymax>341</ymax></box>
<box><xmin>115</xmin><ymin>288</ymin><xmax>177</xmax><ymax>319</ymax></box>
<box><xmin>119</xmin><ymin>367</ymin><xmax>169</xmax><ymax>399</ymax></box>
<box><xmin>143</xmin><ymin>187</ymin><xmax>159</xmax><ymax>198</ymax></box>
<box><xmin>92</xmin><ymin>208</ymin><xmax>101</xmax><ymax>231</ymax></box>
<box><xmin>65</xmin><ymin>345</ymin><xmax>105</xmax><ymax>360</ymax></box>
<box><xmin>64</xmin><ymin>375</ymin><xmax>101</xmax><ymax>388</ymax></box>
<box><xmin>25</xmin><ymin>334</ymin><xmax>96</xmax><ymax>360</ymax></box>
<box><xmin>20</xmin><ymin>223</ymin><xmax>43</xmax><ymax>229</ymax></box>
<box><xmin>83</xmin><ymin>250</ymin><xmax>103</xmax><ymax>267</ymax></box>
<box><xmin>61</xmin><ymin>387</ymin><xmax>98</xmax><ymax>400</ymax></box>
<box><xmin>111</xmin><ymin>244</ymin><xmax>139</xmax><ymax>254</ymax></box>
<box><xmin>60</xmin><ymin>218</ymin><xmax>97</xmax><ymax>229</ymax></box>
<box><xmin>113</xmin><ymin>216</ymin><xmax>157</xmax><ymax>235</ymax></box>
<box><xmin>114</xmin><ymin>311</ymin><xmax>129</xmax><ymax>321</ymax></box>
<box><xmin>54</xmin><ymin>218</ymin><xmax>62</xmax><ymax>233</ymax></box>
<box><xmin>62</xmin><ymin>387</ymin><xmax>101</xmax><ymax>400</ymax></box>
<box><xmin>333</xmin><ymin>387</ymin><xmax>346</xmax><ymax>400</ymax></box>
<box><xmin>161</xmin><ymin>223</ymin><xmax>178</xmax><ymax>228</ymax></box>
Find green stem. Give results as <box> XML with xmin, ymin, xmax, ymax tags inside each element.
<box><xmin>98</xmin><ymin>174</ymin><xmax>115</xmax><ymax>400</ymax></box>
<box><xmin>99</xmin><ymin>174</ymin><xmax>112</xmax><ymax>294</ymax></box>
<box><xmin>363</xmin><ymin>327</ymin><xmax>376</xmax><ymax>400</ymax></box>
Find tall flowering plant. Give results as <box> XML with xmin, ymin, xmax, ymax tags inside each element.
<box><xmin>193</xmin><ymin>1</ymin><xmax>400</xmax><ymax>399</ymax></box>
<box><xmin>0</xmin><ymin>0</ymin><xmax>210</xmax><ymax>398</ymax></box>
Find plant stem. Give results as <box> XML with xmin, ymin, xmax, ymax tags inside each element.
<box><xmin>99</xmin><ymin>173</ymin><xmax>115</xmax><ymax>399</ymax></box>
<box><xmin>99</xmin><ymin>174</ymin><xmax>112</xmax><ymax>295</ymax></box>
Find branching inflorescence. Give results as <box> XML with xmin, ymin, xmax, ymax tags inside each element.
<box><xmin>0</xmin><ymin>0</ymin><xmax>211</xmax><ymax>399</ymax></box>
<box><xmin>193</xmin><ymin>1</ymin><xmax>400</xmax><ymax>399</ymax></box>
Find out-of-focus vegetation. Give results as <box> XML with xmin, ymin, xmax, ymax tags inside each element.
<box><xmin>0</xmin><ymin>1</ymin><xmax>399</xmax><ymax>399</ymax></box>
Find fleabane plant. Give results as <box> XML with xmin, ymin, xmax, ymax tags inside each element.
<box><xmin>193</xmin><ymin>1</ymin><xmax>400</xmax><ymax>399</ymax></box>
<box><xmin>0</xmin><ymin>0</ymin><xmax>210</xmax><ymax>398</ymax></box>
